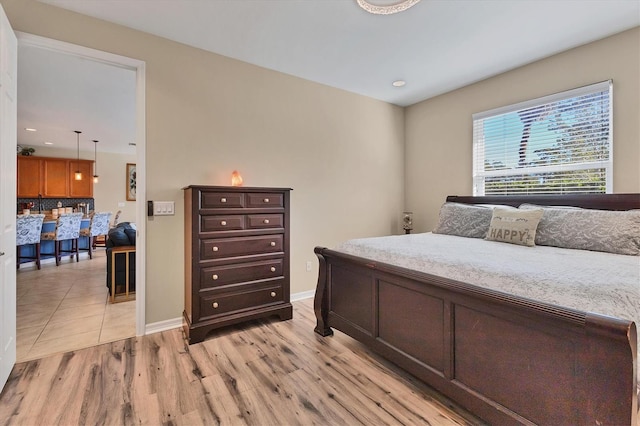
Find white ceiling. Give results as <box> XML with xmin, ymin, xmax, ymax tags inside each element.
<box><xmin>17</xmin><ymin>43</ymin><xmax>136</xmax><ymax>155</ymax></box>
<box><xmin>20</xmin><ymin>0</ymin><xmax>639</xmax><ymax>153</ymax></box>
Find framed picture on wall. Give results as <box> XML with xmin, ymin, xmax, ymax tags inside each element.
<box><xmin>126</xmin><ymin>163</ymin><xmax>137</xmax><ymax>201</ymax></box>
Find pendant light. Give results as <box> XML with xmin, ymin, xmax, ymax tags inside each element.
<box><xmin>92</xmin><ymin>140</ymin><xmax>99</xmax><ymax>183</ymax></box>
<box><xmin>74</xmin><ymin>130</ymin><xmax>82</xmax><ymax>180</ymax></box>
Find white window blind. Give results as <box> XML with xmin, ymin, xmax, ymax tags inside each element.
<box><xmin>472</xmin><ymin>81</ymin><xmax>612</xmax><ymax>196</ymax></box>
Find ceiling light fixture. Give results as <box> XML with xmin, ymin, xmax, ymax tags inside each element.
<box><xmin>25</xmin><ymin>128</ymin><xmax>37</xmax><ymax>132</ymax></box>
<box><xmin>356</xmin><ymin>0</ymin><xmax>421</xmax><ymax>15</ymax></box>
<box><xmin>392</xmin><ymin>80</ymin><xmax>406</xmax><ymax>87</ymax></box>
<box><xmin>44</xmin><ymin>141</ymin><xmax>53</xmax><ymax>145</ymax></box>
<box><xmin>92</xmin><ymin>139</ymin><xmax>99</xmax><ymax>184</ymax></box>
<box><xmin>74</xmin><ymin>130</ymin><xmax>82</xmax><ymax>181</ymax></box>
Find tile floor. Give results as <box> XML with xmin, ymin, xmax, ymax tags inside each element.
<box><xmin>16</xmin><ymin>248</ymin><xmax>136</xmax><ymax>362</ymax></box>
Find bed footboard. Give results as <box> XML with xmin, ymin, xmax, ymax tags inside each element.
<box><xmin>314</xmin><ymin>246</ymin><xmax>638</xmax><ymax>425</ymax></box>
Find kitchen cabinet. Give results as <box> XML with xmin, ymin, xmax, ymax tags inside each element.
<box><xmin>16</xmin><ymin>156</ymin><xmax>42</xmax><ymax>197</ymax></box>
<box><xmin>69</xmin><ymin>160</ymin><xmax>93</xmax><ymax>197</ymax></box>
<box><xmin>17</xmin><ymin>156</ymin><xmax>94</xmax><ymax>198</ymax></box>
<box><xmin>42</xmin><ymin>158</ymin><xmax>68</xmax><ymax>197</ymax></box>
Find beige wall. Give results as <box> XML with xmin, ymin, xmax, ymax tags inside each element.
<box><xmin>405</xmin><ymin>27</ymin><xmax>640</xmax><ymax>232</ymax></box>
<box><xmin>2</xmin><ymin>0</ymin><xmax>405</xmax><ymax>323</ymax></box>
<box><xmin>18</xmin><ymin>145</ymin><xmax>136</xmax><ymax>223</ymax></box>
<box><xmin>6</xmin><ymin>0</ymin><xmax>637</xmax><ymax>325</ymax></box>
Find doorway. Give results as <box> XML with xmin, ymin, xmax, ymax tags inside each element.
<box><xmin>14</xmin><ymin>32</ymin><xmax>146</xmax><ymax>358</ymax></box>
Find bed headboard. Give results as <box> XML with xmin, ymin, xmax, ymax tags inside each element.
<box><xmin>446</xmin><ymin>193</ymin><xmax>640</xmax><ymax>211</ymax></box>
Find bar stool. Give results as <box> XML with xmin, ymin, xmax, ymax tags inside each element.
<box><xmin>41</xmin><ymin>213</ymin><xmax>83</xmax><ymax>266</ymax></box>
<box><xmin>16</xmin><ymin>214</ymin><xmax>45</xmax><ymax>270</ymax></box>
<box><xmin>79</xmin><ymin>212</ymin><xmax>111</xmax><ymax>259</ymax></box>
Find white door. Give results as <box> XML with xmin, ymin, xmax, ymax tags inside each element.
<box><xmin>0</xmin><ymin>3</ymin><xmax>17</xmax><ymax>391</ymax></box>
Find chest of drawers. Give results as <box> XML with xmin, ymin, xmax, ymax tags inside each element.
<box><xmin>183</xmin><ymin>185</ymin><xmax>292</xmax><ymax>344</ymax></box>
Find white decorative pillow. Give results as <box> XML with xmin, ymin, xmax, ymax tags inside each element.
<box><xmin>486</xmin><ymin>207</ymin><xmax>544</xmax><ymax>247</ymax></box>
<box><xmin>433</xmin><ymin>203</ymin><xmax>494</xmax><ymax>239</ymax></box>
<box><xmin>519</xmin><ymin>204</ymin><xmax>640</xmax><ymax>255</ymax></box>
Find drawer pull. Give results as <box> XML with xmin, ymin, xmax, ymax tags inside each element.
<box><xmin>270</xmin><ymin>241</ymin><xmax>276</xmax><ymax>247</ymax></box>
<box><xmin>263</xmin><ymin>219</ymin><xmax>270</xmax><ymax>224</ymax></box>
<box><xmin>221</xmin><ymin>198</ymin><xmax>227</xmax><ymax>203</ymax></box>
<box><xmin>263</xmin><ymin>198</ymin><xmax>269</xmax><ymax>203</ymax></box>
<box><xmin>212</xmin><ymin>246</ymin><xmax>219</xmax><ymax>252</ymax></box>
<box><xmin>270</xmin><ymin>292</ymin><xmax>276</xmax><ymax>297</ymax></box>
<box><xmin>221</xmin><ymin>221</ymin><xmax>227</xmax><ymax>226</ymax></box>
<box><xmin>212</xmin><ymin>302</ymin><xmax>219</xmax><ymax>308</ymax></box>
<box><xmin>270</xmin><ymin>266</ymin><xmax>276</xmax><ymax>272</ymax></box>
<box><xmin>212</xmin><ymin>274</ymin><xmax>219</xmax><ymax>280</ymax></box>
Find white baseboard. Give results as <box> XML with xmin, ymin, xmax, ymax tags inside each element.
<box><xmin>145</xmin><ymin>317</ymin><xmax>182</xmax><ymax>335</ymax></box>
<box><xmin>291</xmin><ymin>289</ymin><xmax>315</xmax><ymax>302</ymax></box>
<box><xmin>143</xmin><ymin>290</ymin><xmax>315</xmax><ymax>335</ymax></box>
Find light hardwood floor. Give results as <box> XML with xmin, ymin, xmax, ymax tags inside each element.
<box><xmin>0</xmin><ymin>299</ymin><xmax>484</xmax><ymax>425</ymax></box>
<box><xmin>16</xmin><ymin>248</ymin><xmax>135</xmax><ymax>362</ymax></box>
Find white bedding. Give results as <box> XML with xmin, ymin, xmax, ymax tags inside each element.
<box><xmin>335</xmin><ymin>232</ymin><xmax>640</xmax><ymax>382</ymax></box>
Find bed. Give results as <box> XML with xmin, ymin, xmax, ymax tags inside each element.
<box><xmin>313</xmin><ymin>193</ymin><xmax>639</xmax><ymax>425</ymax></box>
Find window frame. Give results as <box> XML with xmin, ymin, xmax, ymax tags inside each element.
<box><xmin>472</xmin><ymin>80</ymin><xmax>613</xmax><ymax>196</ymax></box>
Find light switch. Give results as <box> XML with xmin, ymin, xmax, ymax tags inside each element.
<box><xmin>154</xmin><ymin>201</ymin><xmax>175</xmax><ymax>216</ymax></box>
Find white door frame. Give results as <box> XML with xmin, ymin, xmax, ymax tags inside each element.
<box><xmin>0</xmin><ymin>3</ymin><xmax>18</xmax><ymax>390</ymax></box>
<box><xmin>16</xmin><ymin>32</ymin><xmax>147</xmax><ymax>336</ymax></box>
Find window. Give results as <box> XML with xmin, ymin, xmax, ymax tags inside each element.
<box><xmin>472</xmin><ymin>81</ymin><xmax>612</xmax><ymax>195</ymax></box>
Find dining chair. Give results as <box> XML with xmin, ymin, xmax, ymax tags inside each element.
<box><xmin>79</xmin><ymin>212</ymin><xmax>112</xmax><ymax>259</ymax></box>
<box><xmin>111</xmin><ymin>210</ymin><xmax>122</xmax><ymax>228</ymax></box>
<box><xmin>41</xmin><ymin>212</ymin><xmax>84</xmax><ymax>266</ymax></box>
<box><xmin>94</xmin><ymin>209</ymin><xmax>123</xmax><ymax>248</ymax></box>
<box><xmin>93</xmin><ymin>209</ymin><xmax>119</xmax><ymax>248</ymax></box>
<box><xmin>16</xmin><ymin>214</ymin><xmax>46</xmax><ymax>270</ymax></box>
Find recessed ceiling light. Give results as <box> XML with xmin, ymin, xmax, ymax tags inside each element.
<box><xmin>392</xmin><ymin>80</ymin><xmax>406</xmax><ymax>87</ymax></box>
<box><xmin>25</xmin><ymin>128</ymin><xmax>37</xmax><ymax>132</ymax></box>
<box><xmin>44</xmin><ymin>141</ymin><xmax>53</xmax><ymax>145</ymax></box>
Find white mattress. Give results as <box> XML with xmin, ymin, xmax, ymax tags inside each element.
<box><xmin>335</xmin><ymin>232</ymin><xmax>640</xmax><ymax>382</ymax></box>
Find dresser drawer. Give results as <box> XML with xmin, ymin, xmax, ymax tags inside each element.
<box><xmin>201</xmin><ymin>192</ymin><xmax>245</xmax><ymax>209</ymax></box>
<box><xmin>201</xmin><ymin>215</ymin><xmax>245</xmax><ymax>232</ymax></box>
<box><xmin>201</xmin><ymin>259</ymin><xmax>283</xmax><ymax>288</ymax></box>
<box><xmin>247</xmin><ymin>214</ymin><xmax>283</xmax><ymax>229</ymax></box>
<box><xmin>246</xmin><ymin>193</ymin><xmax>283</xmax><ymax>208</ymax></box>
<box><xmin>200</xmin><ymin>284</ymin><xmax>284</xmax><ymax>318</ymax></box>
<box><xmin>201</xmin><ymin>234</ymin><xmax>283</xmax><ymax>259</ymax></box>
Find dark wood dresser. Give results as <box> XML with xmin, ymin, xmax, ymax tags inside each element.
<box><xmin>183</xmin><ymin>185</ymin><xmax>293</xmax><ymax>344</ymax></box>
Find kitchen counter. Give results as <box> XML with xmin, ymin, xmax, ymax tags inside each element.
<box><xmin>41</xmin><ymin>218</ymin><xmax>91</xmax><ymax>228</ymax></box>
<box><xmin>43</xmin><ymin>216</ymin><xmax>91</xmax><ymax>223</ymax></box>
<box><xmin>23</xmin><ymin>210</ymin><xmax>93</xmax><ymax>223</ymax></box>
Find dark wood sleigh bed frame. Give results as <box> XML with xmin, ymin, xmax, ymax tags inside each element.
<box><xmin>314</xmin><ymin>193</ymin><xmax>639</xmax><ymax>425</ymax></box>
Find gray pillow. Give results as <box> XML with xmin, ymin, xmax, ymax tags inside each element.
<box><xmin>433</xmin><ymin>203</ymin><xmax>494</xmax><ymax>239</ymax></box>
<box><xmin>519</xmin><ymin>204</ymin><xmax>640</xmax><ymax>255</ymax></box>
